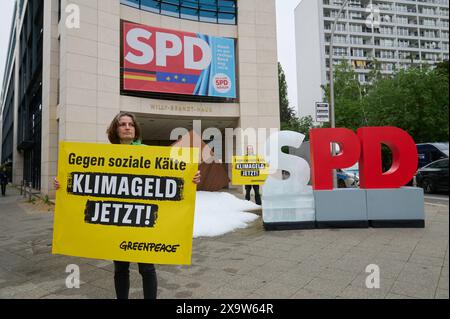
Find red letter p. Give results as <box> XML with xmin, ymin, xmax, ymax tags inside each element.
<box><xmin>310</xmin><ymin>128</ymin><xmax>361</xmax><ymax>190</ymax></box>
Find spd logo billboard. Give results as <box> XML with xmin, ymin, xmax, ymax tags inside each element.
<box><xmin>121</xmin><ymin>21</ymin><xmax>237</xmax><ymax>99</ymax></box>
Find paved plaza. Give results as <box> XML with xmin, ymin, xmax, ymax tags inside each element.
<box><xmin>0</xmin><ymin>186</ymin><xmax>448</xmax><ymax>299</ymax></box>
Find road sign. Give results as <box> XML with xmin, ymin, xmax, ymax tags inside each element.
<box><xmin>315</xmin><ymin>102</ymin><xmax>330</xmax><ymax>123</ymax></box>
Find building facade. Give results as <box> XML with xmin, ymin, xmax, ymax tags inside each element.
<box><xmin>0</xmin><ymin>0</ymin><xmax>280</xmax><ymax>198</ymax></box>
<box><xmin>295</xmin><ymin>0</ymin><xmax>450</xmax><ymax>119</ymax></box>
<box><xmin>1</xmin><ymin>0</ymin><xmax>43</xmax><ymax>189</ymax></box>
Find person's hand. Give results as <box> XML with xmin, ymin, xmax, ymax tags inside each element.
<box><xmin>192</xmin><ymin>170</ymin><xmax>201</xmax><ymax>185</ymax></box>
<box><xmin>54</xmin><ymin>177</ymin><xmax>60</xmax><ymax>190</ymax></box>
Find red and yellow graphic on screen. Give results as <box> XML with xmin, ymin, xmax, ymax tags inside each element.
<box><xmin>121</xmin><ymin>20</ymin><xmax>237</xmax><ymax>98</ymax></box>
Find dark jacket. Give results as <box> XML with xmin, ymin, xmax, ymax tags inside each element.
<box><xmin>0</xmin><ymin>172</ymin><xmax>8</xmax><ymax>184</ymax></box>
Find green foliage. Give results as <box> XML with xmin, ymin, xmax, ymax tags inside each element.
<box><xmin>321</xmin><ymin>61</ymin><xmax>369</xmax><ymax>131</ymax></box>
<box><xmin>43</xmin><ymin>195</ymin><xmax>51</xmax><ymax>205</ymax></box>
<box><xmin>281</xmin><ymin>116</ymin><xmax>318</xmax><ymax>141</ymax></box>
<box><xmin>278</xmin><ymin>62</ymin><xmax>318</xmax><ymax>139</ymax></box>
<box><xmin>364</xmin><ymin>67</ymin><xmax>449</xmax><ymax>143</ymax></box>
<box><xmin>322</xmin><ymin>61</ymin><xmax>449</xmax><ymax>143</ymax></box>
<box><xmin>366</xmin><ymin>59</ymin><xmax>384</xmax><ymax>85</ymax></box>
<box><xmin>434</xmin><ymin>60</ymin><xmax>449</xmax><ymax>76</ymax></box>
<box><xmin>278</xmin><ymin>62</ymin><xmax>296</xmax><ymax>123</ymax></box>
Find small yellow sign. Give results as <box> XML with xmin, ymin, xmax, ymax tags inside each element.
<box><xmin>52</xmin><ymin>142</ymin><xmax>199</xmax><ymax>265</ymax></box>
<box><xmin>232</xmin><ymin>155</ymin><xmax>269</xmax><ymax>186</ymax></box>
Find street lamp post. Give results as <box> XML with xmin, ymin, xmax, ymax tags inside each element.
<box><xmin>329</xmin><ymin>0</ymin><xmax>350</xmax><ymax>188</ymax></box>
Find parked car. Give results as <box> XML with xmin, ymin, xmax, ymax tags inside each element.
<box><xmin>343</xmin><ymin>163</ymin><xmax>359</xmax><ymax>178</ymax></box>
<box><xmin>407</xmin><ymin>143</ymin><xmax>448</xmax><ymax>186</ymax></box>
<box><xmin>415</xmin><ymin>158</ymin><xmax>449</xmax><ymax>194</ymax></box>
<box><xmin>337</xmin><ymin>165</ymin><xmax>359</xmax><ymax>188</ymax></box>
<box><xmin>416</xmin><ymin>143</ymin><xmax>449</xmax><ymax>168</ymax></box>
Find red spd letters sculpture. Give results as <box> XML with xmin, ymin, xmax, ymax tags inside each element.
<box><xmin>310</xmin><ymin>127</ymin><xmax>418</xmax><ymax>190</ymax></box>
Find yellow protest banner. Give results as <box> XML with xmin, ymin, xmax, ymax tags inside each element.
<box><xmin>52</xmin><ymin>142</ymin><xmax>199</xmax><ymax>265</ymax></box>
<box><xmin>232</xmin><ymin>155</ymin><xmax>268</xmax><ymax>186</ymax></box>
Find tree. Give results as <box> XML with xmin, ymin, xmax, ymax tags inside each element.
<box><xmin>364</xmin><ymin>66</ymin><xmax>449</xmax><ymax>143</ymax></box>
<box><xmin>321</xmin><ymin>60</ymin><xmax>368</xmax><ymax>131</ymax></box>
<box><xmin>277</xmin><ymin>63</ymin><xmax>317</xmax><ymax>139</ymax></box>
<box><xmin>435</xmin><ymin>60</ymin><xmax>449</xmax><ymax>76</ymax></box>
<box><xmin>366</xmin><ymin>59</ymin><xmax>383</xmax><ymax>87</ymax></box>
<box><xmin>318</xmin><ymin>60</ymin><xmax>448</xmax><ymax>170</ymax></box>
<box><xmin>278</xmin><ymin>62</ymin><xmax>296</xmax><ymax>123</ymax></box>
<box><xmin>281</xmin><ymin>115</ymin><xmax>316</xmax><ymax>140</ymax></box>
<box><xmin>320</xmin><ymin>60</ymin><xmax>449</xmax><ymax>144</ymax></box>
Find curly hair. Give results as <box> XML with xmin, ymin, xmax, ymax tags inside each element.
<box><xmin>106</xmin><ymin>112</ymin><xmax>142</xmax><ymax>144</ymax></box>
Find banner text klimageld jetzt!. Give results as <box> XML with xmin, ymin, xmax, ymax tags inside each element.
<box><xmin>232</xmin><ymin>156</ymin><xmax>269</xmax><ymax>186</ymax></box>
<box><xmin>52</xmin><ymin>142</ymin><xmax>199</xmax><ymax>265</ymax></box>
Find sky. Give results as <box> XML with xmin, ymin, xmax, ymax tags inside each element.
<box><xmin>0</xmin><ymin>0</ymin><xmax>302</xmax><ymax>111</ymax></box>
<box><xmin>0</xmin><ymin>0</ymin><xmax>15</xmax><ymax>91</ymax></box>
<box><xmin>276</xmin><ymin>0</ymin><xmax>302</xmax><ymax>114</ymax></box>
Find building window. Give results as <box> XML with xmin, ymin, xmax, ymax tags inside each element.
<box><xmin>161</xmin><ymin>2</ymin><xmax>180</xmax><ymax>17</ymax></box>
<box><xmin>120</xmin><ymin>0</ymin><xmax>237</xmax><ymax>25</ymax></box>
<box><xmin>16</xmin><ymin>0</ymin><xmax>43</xmax><ymax>190</ymax></box>
<box><xmin>358</xmin><ymin>74</ymin><xmax>365</xmax><ymax>83</ymax></box>
<box><xmin>180</xmin><ymin>7</ymin><xmax>198</xmax><ymax>20</ymax></box>
<box><xmin>122</xmin><ymin>0</ymin><xmax>140</xmax><ymax>8</ymax></box>
<box><xmin>218</xmin><ymin>12</ymin><xmax>236</xmax><ymax>24</ymax></box>
<box><xmin>141</xmin><ymin>0</ymin><xmax>160</xmax><ymax>13</ymax></box>
<box><xmin>200</xmin><ymin>9</ymin><xmax>217</xmax><ymax>23</ymax></box>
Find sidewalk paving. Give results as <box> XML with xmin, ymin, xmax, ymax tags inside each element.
<box><xmin>0</xmin><ymin>185</ymin><xmax>448</xmax><ymax>299</ymax></box>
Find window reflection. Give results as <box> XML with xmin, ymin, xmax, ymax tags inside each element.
<box><xmin>120</xmin><ymin>0</ymin><xmax>237</xmax><ymax>25</ymax></box>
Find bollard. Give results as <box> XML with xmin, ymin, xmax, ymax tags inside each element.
<box><xmin>22</xmin><ymin>180</ymin><xmax>26</xmax><ymax>198</ymax></box>
<box><xmin>28</xmin><ymin>182</ymin><xmax>32</xmax><ymax>201</ymax></box>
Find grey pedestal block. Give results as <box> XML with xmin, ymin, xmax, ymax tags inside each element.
<box><xmin>366</xmin><ymin>187</ymin><xmax>425</xmax><ymax>228</ymax></box>
<box><xmin>262</xmin><ymin>191</ymin><xmax>316</xmax><ymax>230</ymax></box>
<box><xmin>314</xmin><ymin>188</ymin><xmax>368</xmax><ymax>228</ymax></box>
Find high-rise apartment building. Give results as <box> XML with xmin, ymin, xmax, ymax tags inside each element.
<box><xmin>295</xmin><ymin>0</ymin><xmax>449</xmax><ymax>119</ymax></box>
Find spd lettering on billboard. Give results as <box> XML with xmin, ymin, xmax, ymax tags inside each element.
<box><xmin>121</xmin><ymin>20</ymin><xmax>237</xmax><ymax>99</ymax></box>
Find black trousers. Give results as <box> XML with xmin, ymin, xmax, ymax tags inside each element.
<box><xmin>113</xmin><ymin>261</ymin><xmax>157</xmax><ymax>299</ymax></box>
<box><xmin>245</xmin><ymin>185</ymin><xmax>261</xmax><ymax>205</ymax></box>
<box><xmin>1</xmin><ymin>183</ymin><xmax>6</xmax><ymax>196</ymax></box>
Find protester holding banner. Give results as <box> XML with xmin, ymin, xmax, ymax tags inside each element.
<box><xmin>244</xmin><ymin>146</ymin><xmax>262</xmax><ymax>206</ymax></box>
<box><xmin>55</xmin><ymin>112</ymin><xmax>201</xmax><ymax>299</ymax></box>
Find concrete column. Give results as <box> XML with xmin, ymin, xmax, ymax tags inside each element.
<box><xmin>237</xmin><ymin>0</ymin><xmax>280</xmax><ymax>151</ymax></box>
<box><xmin>12</xmin><ymin>4</ymin><xmax>23</xmax><ymax>186</ymax></box>
<box><xmin>41</xmin><ymin>0</ymin><xmax>60</xmax><ymax>198</ymax></box>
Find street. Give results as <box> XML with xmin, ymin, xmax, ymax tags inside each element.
<box><xmin>0</xmin><ymin>185</ymin><xmax>448</xmax><ymax>299</ymax></box>
<box><xmin>424</xmin><ymin>194</ymin><xmax>449</xmax><ymax>206</ymax></box>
